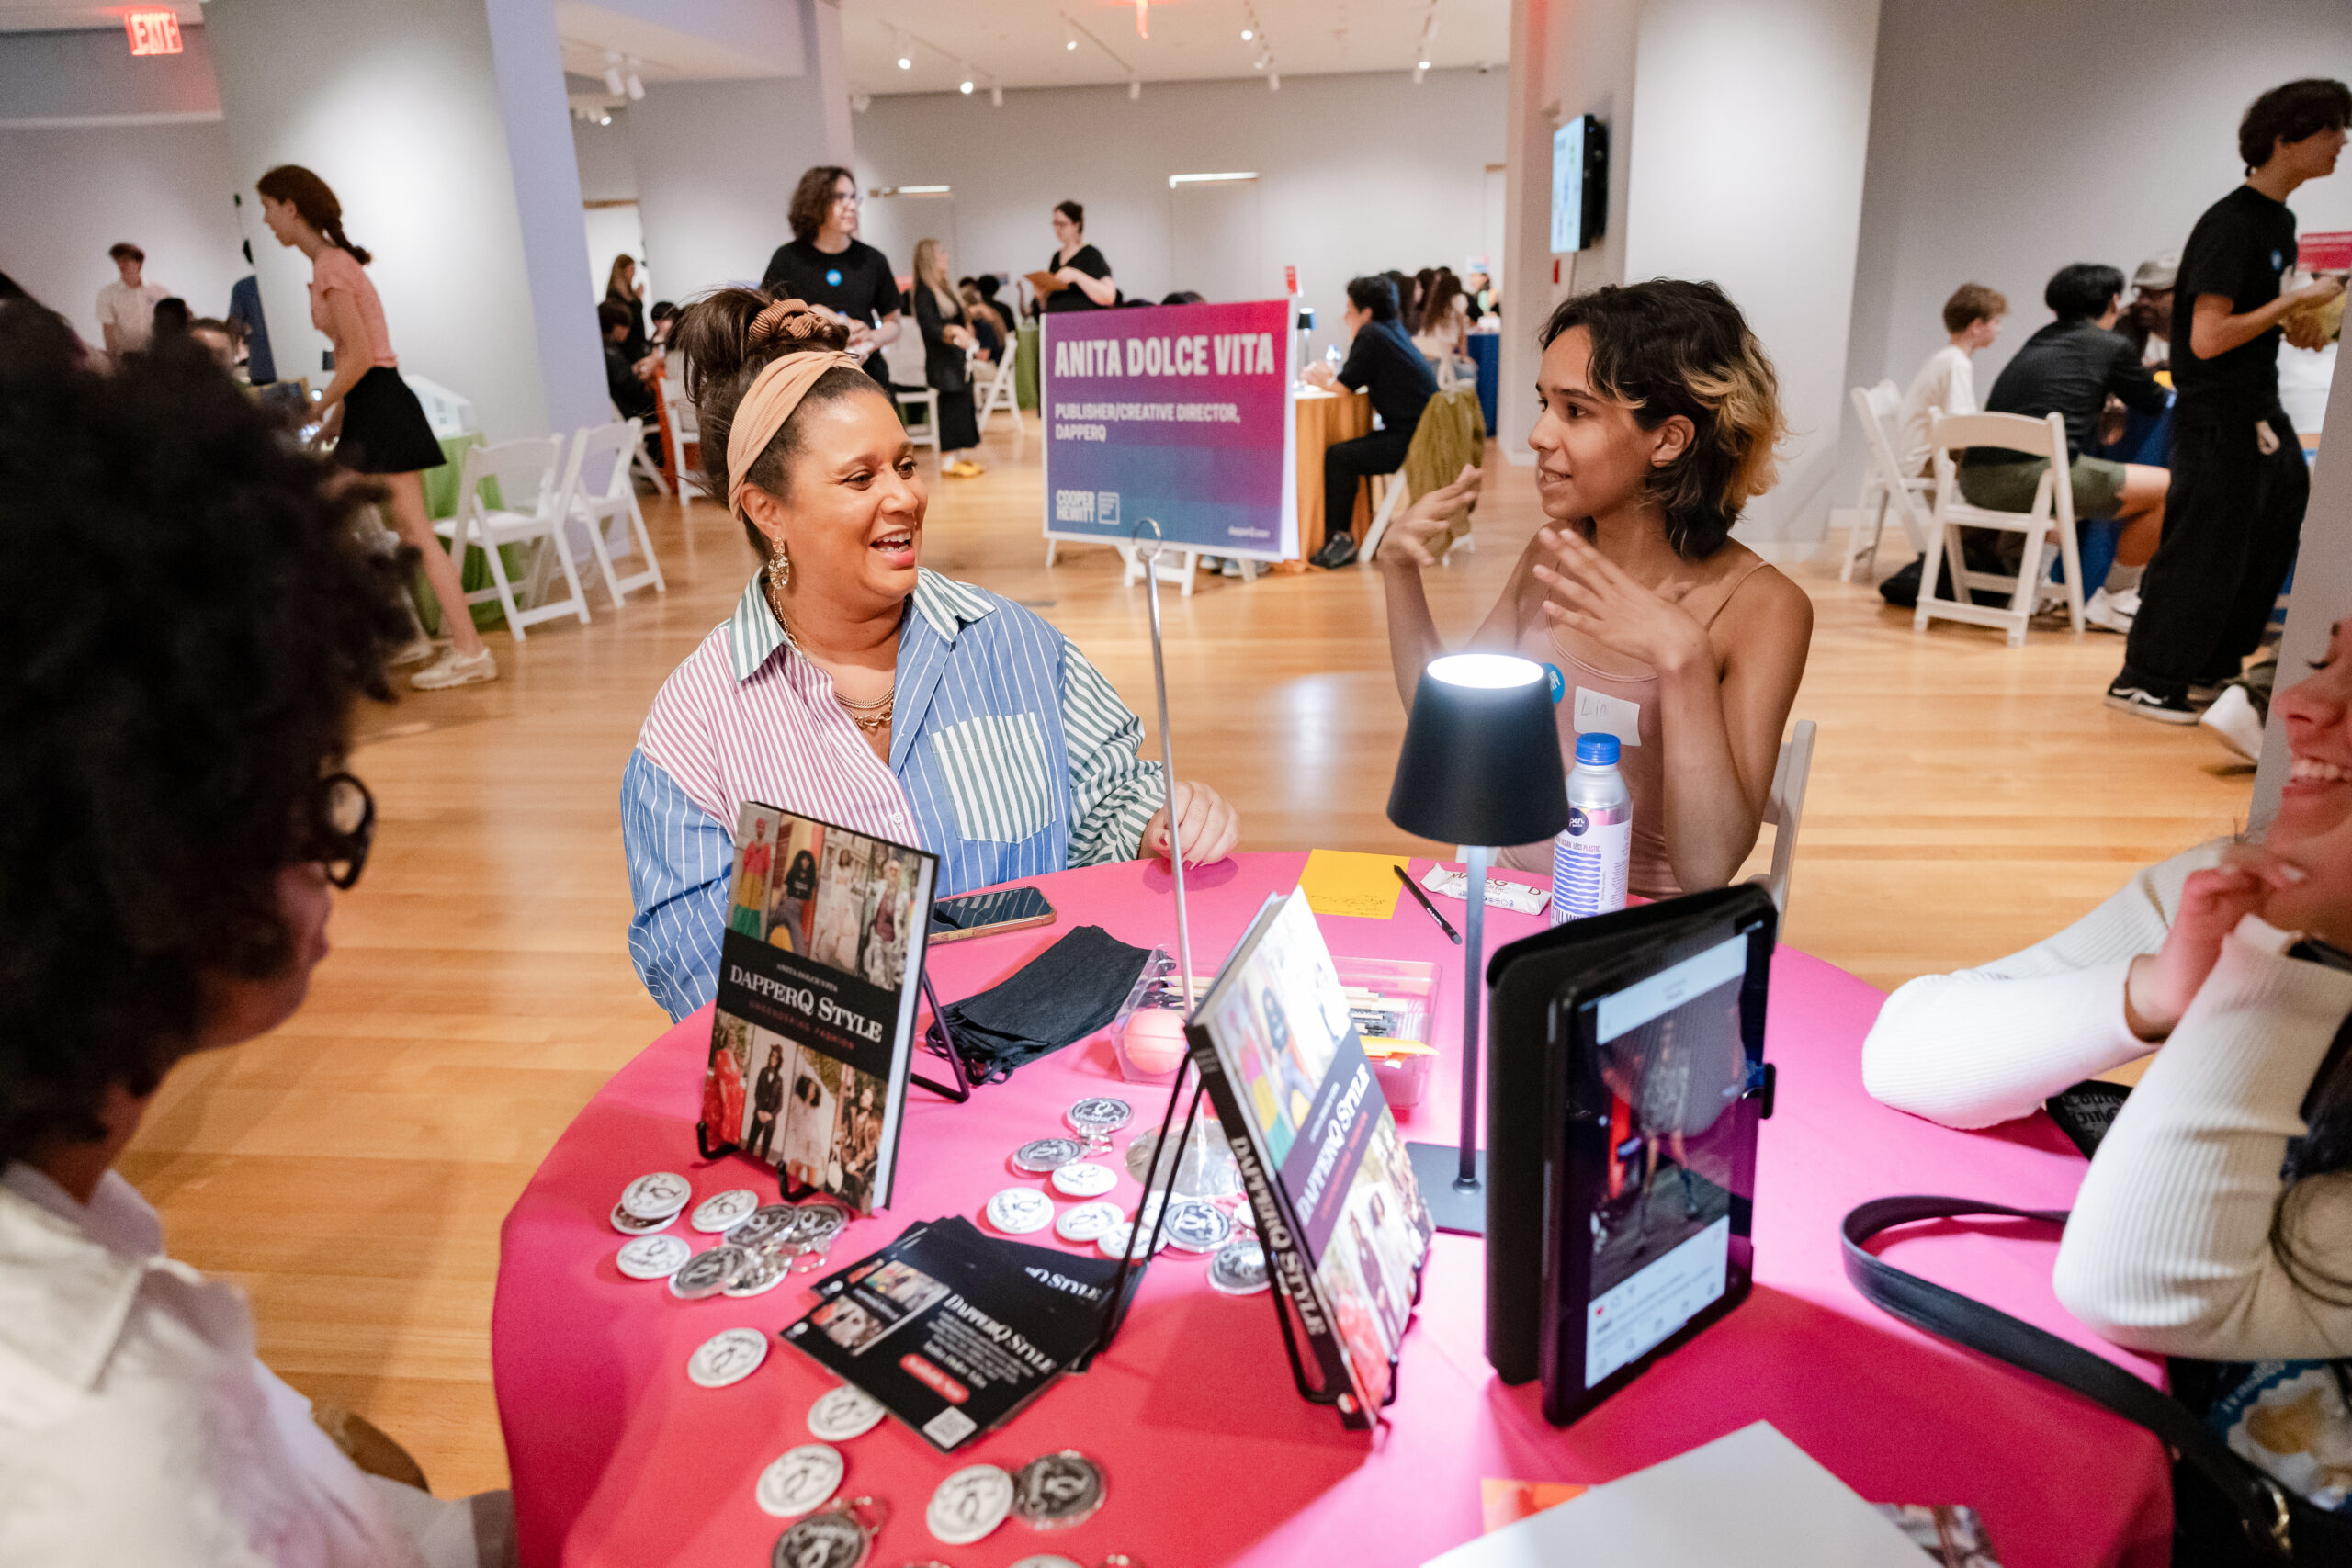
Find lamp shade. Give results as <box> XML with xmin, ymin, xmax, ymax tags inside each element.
<box><xmin>1386</xmin><ymin>654</ymin><xmax>1570</xmax><ymax>847</ymax></box>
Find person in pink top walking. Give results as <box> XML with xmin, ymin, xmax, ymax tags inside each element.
<box><xmin>256</xmin><ymin>164</ymin><xmax>496</xmax><ymax>691</ymax></box>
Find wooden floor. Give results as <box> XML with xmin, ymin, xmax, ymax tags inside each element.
<box><xmin>120</xmin><ymin>418</ymin><xmax>2252</xmax><ymax>1498</ymax></box>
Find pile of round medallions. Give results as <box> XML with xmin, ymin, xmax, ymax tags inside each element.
<box><xmin>609</xmin><ymin>1172</ymin><xmax>856</xmax><ymax>1392</ymax></box>
<box><xmin>986</xmin><ymin>1099</ymin><xmax>1268</xmax><ymax>1298</ymax></box>
<box><xmin>758</xmin><ymin>1382</ymin><xmax>1136</xmax><ymax>1568</ymax></box>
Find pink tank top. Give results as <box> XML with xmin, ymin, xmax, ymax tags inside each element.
<box><xmin>309</xmin><ymin>247</ymin><xmax>397</xmax><ymax>369</ymax></box>
<box><xmin>1497</xmin><ymin>554</ymin><xmax>1770</xmax><ymax>900</ymax></box>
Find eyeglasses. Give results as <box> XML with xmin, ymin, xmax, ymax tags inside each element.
<box><xmin>310</xmin><ymin>772</ymin><xmax>376</xmax><ymax>890</ymax></box>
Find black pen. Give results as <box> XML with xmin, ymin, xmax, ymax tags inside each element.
<box><xmin>1395</xmin><ymin>863</ymin><xmax>1462</xmax><ymax>944</ymax></box>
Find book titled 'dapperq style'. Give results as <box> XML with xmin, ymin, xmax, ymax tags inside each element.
<box><xmin>700</xmin><ymin>801</ymin><xmax>936</xmax><ymax>1215</ymax></box>
<box><xmin>1185</xmin><ymin>888</ymin><xmax>1436</xmax><ymax>1427</ymax></box>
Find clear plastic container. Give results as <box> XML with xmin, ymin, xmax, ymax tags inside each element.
<box><xmin>1333</xmin><ymin>955</ymin><xmax>1442</xmax><ymax>1111</ymax></box>
<box><xmin>1110</xmin><ymin>947</ymin><xmax>1187</xmax><ymax>1084</ymax></box>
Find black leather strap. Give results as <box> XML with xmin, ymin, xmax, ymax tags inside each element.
<box><xmin>1841</xmin><ymin>1196</ymin><xmax>2296</xmax><ymax>1560</ymax></box>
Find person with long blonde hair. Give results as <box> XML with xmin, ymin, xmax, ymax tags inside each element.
<box><xmin>1380</xmin><ymin>279</ymin><xmax>1813</xmax><ymax>899</ymax></box>
<box><xmin>910</xmin><ymin>238</ymin><xmax>984</xmax><ymax>477</ymax></box>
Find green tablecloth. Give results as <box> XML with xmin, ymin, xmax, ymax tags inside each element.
<box><xmin>413</xmin><ymin>432</ymin><xmax>523</xmax><ymax>636</ymax></box>
<box><xmin>1015</xmin><ymin>323</ymin><xmax>1039</xmax><ymax>412</ymax></box>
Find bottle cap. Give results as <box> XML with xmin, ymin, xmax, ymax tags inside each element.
<box><xmin>1575</xmin><ymin>732</ymin><xmax>1621</xmax><ymax>766</ymax></box>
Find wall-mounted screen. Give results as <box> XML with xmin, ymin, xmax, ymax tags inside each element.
<box><xmin>1551</xmin><ymin>115</ymin><xmax>1609</xmax><ymax>254</ymax></box>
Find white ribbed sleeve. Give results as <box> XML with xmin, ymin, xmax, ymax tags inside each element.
<box><xmin>2053</xmin><ymin>919</ymin><xmax>2352</xmax><ymax>1361</ymax></box>
<box><xmin>1860</xmin><ymin>840</ymin><xmax>2227</xmax><ymax>1128</ymax></box>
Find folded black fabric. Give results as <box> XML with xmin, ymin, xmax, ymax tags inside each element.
<box><xmin>939</xmin><ymin>925</ymin><xmax>1151</xmax><ymax>1083</ymax></box>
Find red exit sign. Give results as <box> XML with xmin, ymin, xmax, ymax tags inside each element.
<box><xmin>124</xmin><ymin>10</ymin><xmax>183</xmax><ymax>55</ymax></box>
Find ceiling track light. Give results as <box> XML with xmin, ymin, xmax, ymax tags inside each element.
<box><xmin>1240</xmin><ymin>26</ymin><xmax>1253</xmax><ymax>40</ymax></box>
<box><xmin>1268</xmin><ymin>72</ymin><xmax>1280</xmax><ymax>91</ymax></box>
<box><xmin>625</xmin><ymin>70</ymin><xmax>645</xmax><ymax>100</ymax></box>
<box><xmin>1129</xmin><ymin>75</ymin><xmax>1141</xmax><ymax>100</ymax></box>
<box><xmin>602</xmin><ymin>51</ymin><xmax>624</xmax><ymax>96</ymax></box>
<box><xmin>990</xmin><ymin>83</ymin><xmax>1003</xmax><ymax>107</ymax></box>
<box><xmin>959</xmin><ymin>63</ymin><xmax>974</xmax><ymax>94</ymax></box>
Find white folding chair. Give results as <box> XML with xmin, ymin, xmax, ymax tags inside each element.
<box><xmin>1917</xmin><ymin>411</ymin><xmax>2083</xmax><ymax>647</ymax></box>
<box><xmin>879</xmin><ymin>332</ymin><xmax>939</xmax><ymax>450</ymax></box>
<box><xmin>975</xmin><ymin>349</ymin><xmax>1022</xmax><ymax>434</ymax></box>
<box><xmin>563</xmin><ymin>419</ymin><xmax>668</xmax><ymax>606</ymax></box>
<box><xmin>658</xmin><ymin>367</ymin><xmax>706</xmax><ymax>507</ymax></box>
<box><xmin>435</xmin><ymin>435</ymin><xmax>588</xmax><ymax>640</ymax></box>
<box><xmin>1745</xmin><ymin>719</ymin><xmax>1817</xmax><ymax>922</ymax></box>
<box><xmin>1839</xmin><ymin>382</ymin><xmax>1932</xmax><ymax>582</ymax></box>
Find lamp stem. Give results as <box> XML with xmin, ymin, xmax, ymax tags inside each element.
<box><xmin>1134</xmin><ymin>523</ymin><xmax>1195</xmax><ymax>1005</ymax></box>
<box><xmin>1458</xmin><ymin>843</ymin><xmax>1488</xmax><ymax>1189</ymax></box>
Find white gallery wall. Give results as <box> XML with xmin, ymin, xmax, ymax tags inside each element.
<box><xmin>1494</xmin><ymin>0</ymin><xmax>1883</xmax><ymax>547</ymax></box>
<box><xmin>850</xmin><ymin>69</ymin><xmax>1510</xmax><ymax>369</ymax></box>
<box><xmin>1623</xmin><ymin>0</ymin><xmax>1881</xmax><ymax>542</ymax></box>
<box><xmin>204</xmin><ymin>0</ymin><xmax>605</xmax><ymax>441</ymax></box>
<box><xmin>1842</xmin><ymin>0</ymin><xmax>2352</xmax><ymax>520</ymax></box>
<box><xmin>0</xmin><ymin>28</ymin><xmax>245</xmax><ymax>344</ymax></box>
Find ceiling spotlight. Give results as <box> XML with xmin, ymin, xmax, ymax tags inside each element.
<box><xmin>598</xmin><ymin>113</ymin><xmax>612</xmax><ymax>126</ymax></box>
<box><xmin>990</xmin><ymin>83</ymin><xmax>1003</xmax><ymax>107</ymax></box>
<box><xmin>1252</xmin><ymin>54</ymin><xmax>1264</xmax><ymax>69</ymax></box>
<box><xmin>1417</xmin><ymin>57</ymin><xmax>1430</xmax><ymax>69</ymax></box>
<box><xmin>625</xmin><ymin>72</ymin><xmax>644</xmax><ymax>100</ymax></box>
<box><xmin>852</xmin><ymin>91</ymin><xmax>872</xmax><ymax>112</ymax></box>
<box><xmin>1268</xmin><ymin>72</ymin><xmax>1280</xmax><ymax>91</ymax></box>
<box><xmin>893</xmin><ymin>30</ymin><xmax>910</xmax><ymax>69</ymax></box>
<box><xmin>1128</xmin><ymin>76</ymin><xmax>1141</xmax><ymax>101</ymax></box>
<box><xmin>959</xmin><ymin>68</ymin><xmax>974</xmax><ymax>94</ymax></box>
<box><xmin>1064</xmin><ymin>17</ymin><xmax>1077</xmax><ymax>50</ymax></box>
<box><xmin>602</xmin><ymin>52</ymin><xmax>624</xmax><ymax>96</ymax></box>
<box><xmin>1240</xmin><ymin>27</ymin><xmax>1253</xmax><ymax>39</ymax></box>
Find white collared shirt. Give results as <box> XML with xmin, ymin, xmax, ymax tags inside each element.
<box><xmin>0</xmin><ymin>1162</ymin><xmax>436</xmax><ymax>1566</ymax></box>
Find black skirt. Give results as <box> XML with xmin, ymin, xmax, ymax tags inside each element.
<box><xmin>938</xmin><ymin>386</ymin><xmax>980</xmax><ymax>453</ymax></box>
<box><xmin>337</xmin><ymin>365</ymin><xmax>446</xmax><ymax>474</ymax></box>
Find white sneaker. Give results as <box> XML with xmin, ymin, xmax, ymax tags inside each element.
<box><xmin>389</xmin><ymin>636</ymin><xmax>438</xmax><ymax>667</ymax></box>
<box><xmin>2200</xmin><ymin>684</ymin><xmax>2262</xmax><ymax>761</ymax></box>
<box><xmin>2082</xmin><ymin>587</ymin><xmax>2135</xmax><ymax>635</ymax></box>
<box><xmin>410</xmin><ymin>647</ymin><xmax>498</xmax><ymax>691</ymax></box>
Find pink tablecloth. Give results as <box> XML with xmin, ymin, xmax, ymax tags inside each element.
<box><xmin>493</xmin><ymin>853</ymin><xmax>2170</xmax><ymax>1567</ymax></box>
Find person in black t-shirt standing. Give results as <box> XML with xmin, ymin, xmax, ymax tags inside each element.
<box><xmin>760</xmin><ymin>166</ymin><xmax>904</xmax><ymax>393</ymax></box>
<box><xmin>1302</xmin><ymin>276</ymin><xmax>1439</xmax><ymax>569</ymax></box>
<box><xmin>1042</xmin><ymin>200</ymin><xmax>1117</xmax><ymax>313</ymax></box>
<box><xmin>2108</xmin><ymin>80</ymin><xmax>2348</xmax><ymax>724</ymax></box>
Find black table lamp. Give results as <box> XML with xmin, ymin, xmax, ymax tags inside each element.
<box><xmin>1385</xmin><ymin>653</ymin><xmax>1569</xmax><ymax>1235</ymax></box>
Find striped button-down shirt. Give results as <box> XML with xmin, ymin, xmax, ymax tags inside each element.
<box><xmin>624</xmin><ymin>569</ymin><xmax>1164</xmax><ymax>1020</ymax></box>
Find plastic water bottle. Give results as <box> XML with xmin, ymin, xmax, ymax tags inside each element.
<box><xmin>1324</xmin><ymin>344</ymin><xmax>1344</xmax><ymax>376</ymax></box>
<box><xmin>1552</xmin><ymin>733</ymin><xmax>1631</xmax><ymax>924</ymax></box>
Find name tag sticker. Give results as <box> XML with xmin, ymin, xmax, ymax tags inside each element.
<box><xmin>1572</xmin><ymin>686</ymin><xmax>1641</xmax><ymax>745</ymax></box>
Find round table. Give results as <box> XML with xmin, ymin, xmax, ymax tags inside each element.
<box><xmin>494</xmin><ymin>853</ymin><xmax>2169</xmax><ymax>1567</ymax></box>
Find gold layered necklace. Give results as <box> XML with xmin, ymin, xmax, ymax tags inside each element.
<box><xmin>769</xmin><ymin>572</ymin><xmax>896</xmax><ymax>734</ymax></box>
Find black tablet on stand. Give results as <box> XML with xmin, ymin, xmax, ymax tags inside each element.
<box><xmin>1483</xmin><ymin>885</ymin><xmax>1776</xmax><ymax>1415</ymax></box>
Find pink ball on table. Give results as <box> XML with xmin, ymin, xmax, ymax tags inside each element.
<box><xmin>1122</xmin><ymin>1009</ymin><xmax>1190</xmax><ymax>1074</ymax></box>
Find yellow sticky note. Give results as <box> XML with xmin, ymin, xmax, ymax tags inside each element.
<box><xmin>1299</xmin><ymin>849</ymin><xmax>1409</xmax><ymax>919</ymax></box>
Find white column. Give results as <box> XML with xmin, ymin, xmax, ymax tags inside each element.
<box><xmin>1497</xmin><ymin>0</ymin><xmax>1880</xmax><ymax>533</ymax></box>
<box><xmin>1623</xmin><ymin>0</ymin><xmax>1882</xmax><ymax>545</ymax></box>
<box><xmin>204</xmin><ymin>0</ymin><xmax>604</xmax><ymax>441</ymax></box>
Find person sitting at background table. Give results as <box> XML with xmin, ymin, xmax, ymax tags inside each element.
<box><xmin>1861</xmin><ymin>627</ymin><xmax>2352</xmax><ymax>1538</ymax></box>
<box><xmin>1894</xmin><ymin>282</ymin><xmax>2006</xmax><ymax>479</ymax></box>
<box><xmin>1043</xmin><ymin>201</ymin><xmax>1117</xmax><ymax>312</ymax></box>
<box><xmin>622</xmin><ymin>292</ymin><xmax>1239</xmax><ymax>1021</ymax></box>
<box><xmin>1961</xmin><ymin>262</ymin><xmax>2171</xmax><ymax>631</ymax></box>
<box><xmin>1379</xmin><ymin>279</ymin><xmax>1813</xmax><ymax>900</ymax></box>
<box><xmin>600</xmin><ymin>300</ymin><xmax>657</xmax><ymax>424</ymax></box>
<box><xmin>0</xmin><ymin>300</ymin><xmax>514</xmax><ymax>1566</ymax></box>
<box><xmin>1411</xmin><ymin>274</ymin><xmax>1470</xmax><ymax>367</ymax></box>
<box><xmin>910</xmin><ymin>239</ymin><xmax>985</xmax><ymax>479</ymax></box>
<box><xmin>1302</xmin><ymin>275</ymin><xmax>1437</xmax><ymax>570</ymax></box>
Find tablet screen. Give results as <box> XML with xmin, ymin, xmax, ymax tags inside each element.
<box><xmin>1579</xmin><ymin>931</ymin><xmax>1751</xmax><ymax>1386</ymax></box>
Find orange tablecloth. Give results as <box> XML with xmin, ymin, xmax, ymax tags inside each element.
<box><xmin>1289</xmin><ymin>385</ymin><xmax>1371</xmax><ymax>568</ymax></box>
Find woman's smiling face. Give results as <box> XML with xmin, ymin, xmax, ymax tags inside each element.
<box><xmin>2258</xmin><ymin>620</ymin><xmax>2352</xmax><ymax>942</ymax></box>
<box><xmin>747</xmin><ymin>387</ymin><xmax>925</xmax><ymax>612</ymax></box>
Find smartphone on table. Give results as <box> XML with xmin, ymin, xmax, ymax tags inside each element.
<box><xmin>926</xmin><ymin>886</ymin><xmax>1057</xmax><ymax>944</ymax></box>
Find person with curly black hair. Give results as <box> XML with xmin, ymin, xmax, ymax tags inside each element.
<box><xmin>0</xmin><ymin>302</ymin><xmax>512</xmax><ymax>1566</ymax></box>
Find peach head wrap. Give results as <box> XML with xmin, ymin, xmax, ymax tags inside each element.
<box><xmin>725</xmin><ymin>298</ymin><xmax>865</xmax><ymax>525</ymax></box>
